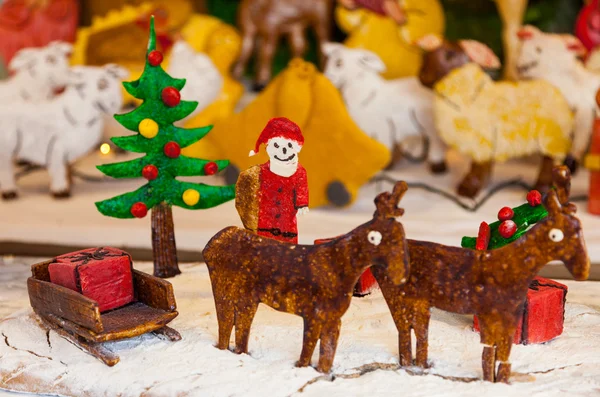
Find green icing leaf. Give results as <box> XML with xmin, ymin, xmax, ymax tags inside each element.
<box><xmin>95</xmin><ymin>184</ymin><xmax>161</xmax><ymax>219</ymax></box>
<box><xmin>115</xmin><ymin>100</ymin><xmax>198</xmax><ymax>131</ymax></box>
<box><xmin>169</xmin><ymin>125</ymin><xmax>213</xmax><ymax>148</ymax></box>
<box><xmin>111</xmin><ymin>135</ymin><xmax>150</xmax><ymax>153</ymax></box>
<box><xmin>461</xmin><ymin>202</ymin><xmax>549</xmax><ymax>250</ymax></box>
<box><xmin>170</xmin><ymin>156</ymin><xmax>229</xmax><ymax>177</ymax></box>
<box><xmin>171</xmin><ymin>182</ymin><xmax>236</xmax><ymax>210</ymax></box>
<box><xmin>97</xmin><ymin>158</ymin><xmax>145</xmax><ymax>179</ymax></box>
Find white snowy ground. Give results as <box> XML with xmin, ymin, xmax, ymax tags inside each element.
<box><xmin>0</xmin><ymin>258</ymin><xmax>599</xmax><ymax>397</ymax></box>
<box><xmin>1</xmin><ymin>150</ymin><xmax>600</xmax><ymax>267</ymax></box>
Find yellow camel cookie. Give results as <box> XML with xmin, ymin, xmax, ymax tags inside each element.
<box><xmin>336</xmin><ymin>0</ymin><xmax>445</xmax><ymax>79</ymax></box>
<box><xmin>183</xmin><ymin>58</ymin><xmax>391</xmax><ymax>207</ymax></box>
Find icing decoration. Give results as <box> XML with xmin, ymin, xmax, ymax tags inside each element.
<box><xmin>498</xmin><ymin>220</ymin><xmax>517</xmax><ymax>239</ymax></box>
<box><xmin>139</xmin><ymin>118</ymin><xmax>159</xmax><ymax>139</ymax></box>
<box><xmin>131</xmin><ymin>202</ymin><xmax>148</xmax><ymax>218</ymax></box>
<box><xmin>527</xmin><ymin>190</ymin><xmax>542</xmax><ymax>207</ymax></box>
<box><xmin>142</xmin><ymin>165</ymin><xmax>159</xmax><ymax>181</ymax></box>
<box><xmin>182</xmin><ymin>189</ymin><xmax>200</xmax><ymax>206</ymax></box>
<box><xmin>163</xmin><ymin>142</ymin><xmax>181</xmax><ymax>158</ymax></box>
<box><xmin>204</xmin><ymin>161</ymin><xmax>218</xmax><ymax>176</ymax></box>
<box><xmin>161</xmin><ymin>86</ymin><xmax>181</xmax><ymax>107</ymax></box>
<box><xmin>498</xmin><ymin>207</ymin><xmax>514</xmax><ymax>221</ymax></box>
<box><xmin>148</xmin><ymin>49</ymin><xmax>163</xmax><ymax>66</ymax></box>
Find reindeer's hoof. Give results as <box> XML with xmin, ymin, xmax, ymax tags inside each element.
<box><xmin>52</xmin><ymin>190</ymin><xmax>71</xmax><ymax>199</ymax></box>
<box><xmin>457</xmin><ymin>176</ymin><xmax>481</xmax><ymax>199</ymax></box>
<box><xmin>295</xmin><ymin>360</ymin><xmax>310</xmax><ymax>368</ymax></box>
<box><xmin>1</xmin><ymin>191</ymin><xmax>18</xmax><ymax>200</ymax></box>
<box><xmin>563</xmin><ymin>155</ymin><xmax>579</xmax><ymax>175</ymax></box>
<box><xmin>252</xmin><ymin>82</ymin><xmax>268</xmax><ymax>92</ymax></box>
<box><xmin>429</xmin><ymin>161</ymin><xmax>448</xmax><ymax>174</ymax></box>
<box><xmin>233</xmin><ymin>347</ymin><xmax>247</xmax><ymax>355</ymax></box>
<box><xmin>327</xmin><ymin>181</ymin><xmax>351</xmax><ymax>207</ymax></box>
<box><xmin>496</xmin><ymin>363</ymin><xmax>511</xmax><ymax>383</ymax></box>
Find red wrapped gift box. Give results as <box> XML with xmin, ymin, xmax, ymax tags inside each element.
<box><xmin>474</xmin><ymin>277</ymin><xmax>568</xmax><ymax>345</ymax></box>
<box><xmin>48</xmin><ymin>247</ymin><xmax>134</xmax><ymax>313</ymax></box>
<box><xmin>314</xmin><ymin>237</ymin><xmax>379</xmax><ymax>296</ymax></box>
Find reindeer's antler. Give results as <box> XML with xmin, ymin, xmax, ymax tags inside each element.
<box><xmin>375</xmin><ymin>181</ymin><xmax>408</xmax><ymax>218</ymax></box>
<box><xmin>551</xmin><ymin>165</ymin><xmax>576</xmax><ymax>214</ymax></box>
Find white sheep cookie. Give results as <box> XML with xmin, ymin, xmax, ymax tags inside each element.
<box><xmin>0</xmin><ymin>41</ymin><xmax>73</xmax><ymax>104</ymax></box>
<box><xmin>517</xmin><ymin>25</ymin><xmax>600</xmax><ymax>173</ymax></box>
<box><xmin>166</xmin><ymin>40</ymin><xmax>223</xmax><ymax>124</ymax></box>
<box><xmin>322</xmin><ymin>42</ymin><xmax>447</xmax><ymax>173</ymax></box>
<box><xmin>0</xmin><ymin>64</ymin><xmax>128</xmax><ymax>200</ymax></box>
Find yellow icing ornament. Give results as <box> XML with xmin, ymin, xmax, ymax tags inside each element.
<box><xmin>183</xmin><ymin>58</ymin><xmax>390</xmax><ymax>208</ymax></box>
<box><xmin>336</xmin><ymin>0</ymin><xmax>445</xmax><ymax>79</ymax></box>
<box><xmin>182</xmin><ymin>189</ymin><xmax>200</xmax><ymax>206</ymax></box>
<box><xmin>139</xmin><ymin>118</ymin><xmax>159</xmax><ymax>139</ymax></box>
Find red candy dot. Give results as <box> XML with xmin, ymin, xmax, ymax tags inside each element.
<box><xmin>498</xmin><ymin>206</ymin><xmax>514</xmax><ymax>221</ymax></box>
<box><xmin>161</xmin><ymin>87</ymin><xmax>181</xmax><ymax>107</ymax></box>
<box><xmin>204</xmin><ymin>161</ymin><xmax>219</xmax><ymax>175</ymax></box>
<box><xmin>164</xmin><ymin>141</ymin><xmax>181</xmax><ymax>158</ymax></box>
<box><xmin>142</xmin><ymin>164</ymin><xmax>159</xmax><ymax>181</ymax></box>
<box><xmin>527</xmin><ymin>190</ymin><xmax>542</xmax><ymax>207</ymax></box>
<box><xmin>131</xmin><ymin>202</ymin><xmax>148</xmax><ymax>218</ymax></box>
<box><xmin>498</xmin><ymin>220</ymin><xmax>517</xmax><ymax>239</ymax></box>
<box><xmin>148</xmin><ymin>50</ymin><xmax>164</xmax><ymax>67</ymax></box>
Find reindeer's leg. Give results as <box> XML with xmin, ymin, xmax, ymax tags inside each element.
<box><xmin>478</xmin><ymin>314</ymin><xmax>499</xmax><ymax>382</ymax></box>
<box><xmin>495</xmin><ymin>330</ymin><xmax>514</xmax><ymax>383</ymax></box>
<box><xmin>482</xmin><ymin>345</ymin><xmax>497</xmax><ymax>382</ymax></box>
<box><xmin>255</xmin><ymin>31</ymin><xmax>279</xmax><ymax>91</ymax></box>
<box><xmin>534</xmin><ymin>155</ymin><xmax>556</xmax><ymax>193</ymax></box>
<box><xmin>457</xmin><ymin>161</ymin><xmax>493</xmax><ymax>198</ymax></box>
<box><xmin>234</xmin><ymin>300</ymin><xmax>259</xmax><ymax>355</ymax></box>
<box><xmin>414</xmin><ymin>306</ymin><xmax>431</xmax><ymax>368</ymax></box>
<box><xmin>213</xmin><ymin>287</ymin><xmax>235</xmax><ymax>350</ymax></box>
<box><xmin>47</xmin><ymin>145</ymin><xmax>70</xmax><ymax>199</ymax></box>
<box><xmin>233</xmin><ymin>2</ymin><xmax>256</xmax><ymax>80</ymax></box>
<box><xmin>296</xmin><ymin>317</ymin><xmax>322</xmax><ymax>368</ymax></box>
<box><xmin>317</xmin><ymin>319</ymin><xmax>342</xmax><ymax>373</ymax></box>
<box><xmin>287</xmin><ymin>25</ymin><xmax>307</xmax><ymax>59</ymax></box>
<box><xmin>398</xmin><ymin>325</ymin><xmax>413</xmax><ymax>367</ymax></box>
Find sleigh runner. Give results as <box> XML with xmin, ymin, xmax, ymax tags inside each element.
<box><xmin>27</xmin><ymin>253</ymin><xmax>181</xmax><ymax>366</ymax></box>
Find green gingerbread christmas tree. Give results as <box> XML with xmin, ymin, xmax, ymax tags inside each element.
<box><xmin>96</xmin><ymin>16</ymin><xmax>235</xmax><ymax>278</ymax></box>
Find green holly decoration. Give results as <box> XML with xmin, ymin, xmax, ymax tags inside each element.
<box><xmin>461</xmin><ymin>192</ymin><xmax>548</xmax><ymax>250</ymax></box>
<box><xmin>95</xmin><ymin>16</ymin><xmax>235</xmax><ymax>278</ymax></box>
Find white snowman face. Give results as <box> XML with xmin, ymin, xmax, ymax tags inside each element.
<box><xmin>266</xmin><ymin>137</ymin><xmax>302</xmax><ymax>166</ymax></box>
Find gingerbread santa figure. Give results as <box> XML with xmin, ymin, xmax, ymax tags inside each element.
<box><xmin>235</xmin><ymin>118</ymin><xmax>309</xmax><ymax>244</ymax></box>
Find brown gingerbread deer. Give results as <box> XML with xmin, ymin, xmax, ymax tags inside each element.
<box><xmin>203</xmin><ymin>182</ymin><xmax>410</xmax><ymax>373</ymax></box>
<box><xmin>371</xmin><ymin>167</ymin><xmax>589</xmax><ymax>383</ymax></box>
<box><xmin>233</xmin><ymin>0</ymin><xmax>333</xmax><ymax>90</ymax></box>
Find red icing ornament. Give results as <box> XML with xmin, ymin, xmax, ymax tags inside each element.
<box><xmin>527</xmin><ymin>190</ymin><xmax>542</xmax><ymax>207</ymax></box>
<box><xmin>498</xmin><ymin>220</ymin><xmax>517</xmax><ymax>239</ymax></box>
<box><xmin>162</xmin><ymin>86</ymin><xmax>181</xmax><ymax>107</ymax></box>
<box><xmin>131</xmin><ymin>202</ymin><xmax>148</xmax><ymax>218</ymax></box>
<box><xmin>498</xmin><ymin>207</ymin><xmax>514</xmax><ymax>221</ymax></box>
<box><xmin>164</xmin><ymin>141</ymin><xmax>181</xmax><ymax>158</ymax></box>
<box><xmin>142</xmin><ymin>164</ymin><xmax>159</xmax><ymax>180</ymax></box>
<box><xmin>204</xmin><ymin>161</ymin><xmax>219</xmax><ymax>175</ymax></box>
<box><xmin>148</xmin><ymin>50</ymin><xmax>163</xmax><ymax>66</ymax></box>
<box><xmin>475</xmin><ymin>222</ymin><xmax>490</xmax><ymax>251</ymax></box>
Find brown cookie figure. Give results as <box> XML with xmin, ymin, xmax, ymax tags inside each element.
<box><xmin>371</xmin><ymin>166</ymin><xmax>589</xmax><ymax>383</ymax></box>
<box><xmin>203</xmin><ymin>182</ymin><xmax>410</xmax><ymax>373</ymax></box>
<box><xmin>235</xmin><ymin>118</ymin><xmax>309</xmax><ymax>244</ymax></box>
<box><xmin>234</xmin><ymin>0</ymin><xmax>333</xmax><ymax>91</ymax></box>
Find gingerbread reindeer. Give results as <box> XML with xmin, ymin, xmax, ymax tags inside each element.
<box><xmin>371</xmin><ymin>166</ymin><xmax>589</xmax><ymax>383</ymax></box>
<box><xmin>203</xmin><ymin>182</ymin><xmax>410</xmax><ymax>373</ymax></box>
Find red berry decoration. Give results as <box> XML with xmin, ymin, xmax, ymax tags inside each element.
<box><xmin>161</xmin><ymin>86</ymin><xmax>181</xmax><ymax>107</ymax></box>
<box><xmin>204</xmin><ymin>161</ymin><xmax>219</xmax><ymax>175</ymax></box>
<box><xmin>498</xmin><ymin>220</ymin><xmax>517</xmax><ymax>239</ymax></box>
<box><xmin>148</xmin><ymin>50</ymin><xmax>163</xmax><ymax>66</ymax></box>
<box><xmin>497</xmin><ymin>206</ymin><xmax>514</xmax><ymax>221</ymax></box>
<box><xmin>164</xmin><ymin>141</ymin><xmax>181</xmax><ymax>158</ymax></box>
<box><xmin>142</xmin><ymin>164</ymin><xmax>159</xmax><ymax>180</ymax></box>
<box><xmin>475</xmin><ymin>222</ymin><xmax>491</xmax><ymax>251</ymax></box>
<box><xmin>131</xmin><ymin>202</ymin><xmax>148</xmax><ymax>218</ymax></box>
<box><xmin>527</xmin><ymin>190</ymin><xmax>542</xmax><ymax>207</ymax></box>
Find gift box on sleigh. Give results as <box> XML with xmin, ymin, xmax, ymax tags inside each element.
<box><xmin>474</xmin><ymin>276</ymin><xmax>568</xmax><ymax>345</ymax></box>
<box><xmin>48</xmin><ymin>247</ymin><xmax>135</xmax><ymax>312</ymax></box>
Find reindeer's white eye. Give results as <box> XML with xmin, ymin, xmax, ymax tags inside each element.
<box><xmin>549</xmin><ymin>228</ymin><xmax>564</xmax><ymax>242</ymax></box>
<box><xmin>368</xmin><ymin>231</ymin><xmax>382</xmax><ymax>246</ymax></box>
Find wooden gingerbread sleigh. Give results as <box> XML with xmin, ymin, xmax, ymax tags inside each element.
<box><xmin>27</xmin><ymin>251</ymin><xmax>181</xmax><ymax>366</ymax></box>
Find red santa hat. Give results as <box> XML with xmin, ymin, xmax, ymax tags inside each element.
<box><xmin>249</xmin><ymin>117</ymin><xmax>304</xmax><ymax>157</ymax></box>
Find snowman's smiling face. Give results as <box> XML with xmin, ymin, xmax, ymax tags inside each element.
<box><xmin>267</xmin><ymin>137</ymin><xmax>302</xmax><ymax>165</ymax></box>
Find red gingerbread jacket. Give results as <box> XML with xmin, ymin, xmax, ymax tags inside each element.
<box><xmin>235</xmin><ymin>162</ymin><xmax>309</xmax><ymax>244</ymax></box>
